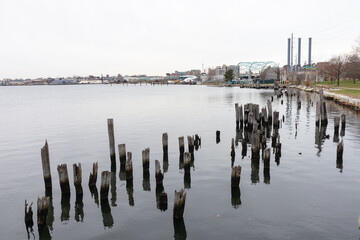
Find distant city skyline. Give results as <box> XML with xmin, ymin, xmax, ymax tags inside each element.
<box><xmin>1</xmin><ymin>0</ymin><xmax>360</xmax><ymax>79</ymax></box>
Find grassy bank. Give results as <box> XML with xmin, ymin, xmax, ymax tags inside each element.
<box><xmin>313</xmin><ymin>79</ymin><xmax>360</xmax><ymax>98</ymax></box>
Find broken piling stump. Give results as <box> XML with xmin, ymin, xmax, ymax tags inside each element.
<box><xmin>334</xmin><ymin>116</ymin><xmax>340</xmax><ymax>134</ymax></box>
<box><xmin>216</xmin><ymin>130</ymin><xmax>220</xmax><ymax>143</ymax></box>
<box><xmin>231</xmin><ymin>166</ymin><xmax>242</xmax><ymax>188</ymax></box>
<box><xmin>100</xmin><ymin>171</ymin><xmax>111</xmax><ymax>201</ymax></box>
<box><xmin>88</xmin><ymin>162</ymin><xmax>98</xmax><ymax>188</ymax></box>
<box><xmin>57</xmin><ymin>164</ymin><xmax>70</xmax><ymax>195</ymax></box>
<box><xmin>107</xmin><ymin>119</ymin><xmax>116</xmax><ymax>168</ymax></box>
<box><xmin>239</xmin><ymin>105</ymin><xmax>244</xmax><ymax>127</ymax></box>
<box><xmin>187</xmin><ymin>136</ymin><xmax>194</xmax><ymax>153</ymax></box>
<box><xmin>273</xmin><ymin>111</ymin><xmax>280</xmax><ymax>128</ymax></box>
<box><xmin>173</xmin><ymin>189</ymin><xmax>187</xmax><ymax>219</ymax></box>
<box><xmin>155</xmin><ymin>160</ymin><xmax>164</xmax><ymax>186</ymax></box>
<box><xmin>162</xmin><ymin>133</ymin><xmax>168</xmax><ymax>154</ymax></box>
<box><xmin>142</xmin><ymin>148</ymin><xmax>150</xmax><ymax>172</ymax></box>
<box><xmin>73</xmin><ymin>163</ymin><xmax>83</xmax><ymax>195</ymax></box>
<box><xmin>179</xmin><ymin>136</ymin><xmax>185</xmax><ymax>154</ymax></box>
<box><xmin>235</xmin><ymin>103</ymin><xmax>240</xmax><ymax>129</ymax></box>
<box><xmin>183</xmin><ymin>152</ymin><xmax>191</xmax><ymax>174</ymax></box>
<box><xmin>125</xmin><ymin>152</ymin><xmax>133</xmax><ymax>183</ymax></box>
<box><xmin>118</xmin><ymin>144</ymin><xmax>126</xmax><ymax>165</ymax></box>
<box><xmin>41</xmin><ymin>140</ymin><xmax>52</xmax><ymax>189</ymax></box>
<box><xmin>341</xmin><ymin>114</ymin><xmax>346</xmax><ymax>129</ymax></box>
<box><xmin>37</xmin><ymin>196</ymin><xmax>49</xmax><ymax>227</ymax></box>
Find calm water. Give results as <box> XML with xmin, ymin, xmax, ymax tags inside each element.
<box><xmin>1</xmin><ymin>85</ymin><xmax>360</xmax><ymax>240</ymax></box>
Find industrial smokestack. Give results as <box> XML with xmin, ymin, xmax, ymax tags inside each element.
<box><xmin>290</xmin><ymin>33</ymin><xmax>293</xmax><ymax>72</ymax></box>
<box><xmin>298</xmin><ymin>38</ymin><xmax>301</xmax><ymax>72</ymax></box>
<box><xmin>308</xmin><ymin>37</ymin><xmax>312</xmax><ymax>67</ymax></box>
<box><xmin>287</xmin><ymin>38</ymin><xmax>290</xmax><ymax>71</ymax></box>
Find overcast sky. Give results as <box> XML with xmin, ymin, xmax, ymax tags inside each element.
<box><xmin>1</xmin><ymin>0</ymin><xmax>360</xmax><ymax>79</ymax></box>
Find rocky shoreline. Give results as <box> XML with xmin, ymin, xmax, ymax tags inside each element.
<box><xmin>288</xmin><ymin>85</ymin><xmax>360</xmax><ymax>111</ymax></box>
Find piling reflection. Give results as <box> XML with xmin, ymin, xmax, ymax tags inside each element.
<box><xmin>74</xmin><ymin>194</ymin><xmax>84</xmax><ymax>222</ymax></box>
<box><xmin>156</xmin><ymin>184</ymin><xmax>167</xmax><ymax>211</ymax></box>
<box><xmin>60</xmin><ymin>193</ymin><xmax>70</xmax><ymax>222</ymax></box>
<box><xmin>235</xmin><ymin>128</ymin><xmax>243</xmax><ymax>146</ymax></box>
<box><xmin>89</xmin><ymin>186</ymin><xmax>99</xmax><ymax>207</ymax></box>
<box><xmin>111</xmin><ymin>171</ymin><xmax>117</xmax><ymax>206</ymax></box>
<box><xmin>173</xmin><ymin>217</ymin><xmax>187</xmax><ymax>240</ymax></box>
<box><xmin>143</xmin><ymin>170</ymin><xmax>151</xmax><ymax>191</ymax></box>
<box><xmin>38</xmin><ymin>225</ymin><xmax>51</xmax><ymax>240</ymax></box>
<box><xmin>315</xmin><ymin>124</ymin><xmax>328</xmax><ymax>156</ymax></box>
<box><xmin>251</xmin><ymin>159</ymin><xmax>260</xmax><ymax>184</ymax></box>
<box><xmin>241</xmin><ymin>140</ymin><xmax>247</xmax><ymax>159</ymax></box>
<box><xmin>184</xmin><ymin>172</ymin><xmax>191</xmax><ymax>189</ymax></box>
<box><xmin>45</xmin><ymin>188</ymin><xmax>54</xmax><ymax>230</ymax></box>
<box><xmin>100</xmin><ymin>199</ymin><xmax>114</xmax><ymax>228</ymax></box>
<box><xmin>126</xmin><ymin>180</ymin><xmax>134</xmax><ymax>206</ymax></box>
<box><xmin>231</xmin><ymin>186</ymin><xmax>241</xmax><ymax>208</ymax></box>
<box><xmin>264</xmin><ymin>166</ymin><xmax>270</xmax><ymax>185</ymax></box>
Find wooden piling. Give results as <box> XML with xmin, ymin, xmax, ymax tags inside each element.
<box><xmin>162</xmin><ymin>133</ymin><xmax>168</xmax><ymax>154</ymax></box>
<box><xmin>155</xmin><ymin>160</ymin><xmax>164</xmax><ymax>186</ymax></box>
<box><xmin>107</xmin><ymin>119</ymin><xmax>116</xmax><ymax>166</ymax></box>
<box><xmin>37</xmin><ymin>196</ymin><xmax>49</xmax><ymax>227</ymax></box>
<box><xmin>173</xmin><ymin>189</ymin><xmax>187</xmax><ymax>219</ymax></box>
<box><xmin>334</xmin><ymin>116</ymin><xmax>340</xmax><ymax>133</ymax></box>
<box><xmin>57</xmin><ymin>164</ymin><xmax>70</xmax><ymax>195</ymax></box>
<box><xmin>263</xmin><ymin>148</ymin><xmax>270</xmax><ymax>168</ymax></box>
<box><xmin>337</xmin><ymin>140</ymin><xmax>344</xmax><ymax>161</ymax></box>
<box><xmin>41</xmin><ymin>140</ymin><xmax>52</xmax><ymax>189</ymax></box>
<box><xmin>183</xmin><ymin>152</ymin><xmax>191</xmax><ymax>174</ymax></box>
<box><xmin>341</xmin><ymin>114</ymin><xmax>346</xmax><ymax>129</ymax></box>
<box><xmin>239</xmin><ymin>105</ymin><xmax>243</xmax><ymax>127</ymax></box>
<box><xmin>231</xmin><ymin>138</ymin><xmax>235</xmax><ymax>159</ymax></box>
<box><xmin>321</xmin><ymin>102</ymin><xmax>328</xmax><ymax>125</ymax></box>
<box><xmin>73</xmin><ymin>163</ymin><xmax>83</xmax><ymax>195</ymax></box>
<box><xmin>235</xmin><ymin>103</ymin><xmax>239</xmax><ymax>129</ymax></box>
<box><xmin>231</xmin><ymin>166</ymin><xmax>242</xmax><ymax>188</ymax></box>
<box><xmin>267</xmin><ymin>100</ymin><xmax>272</xmax><ymax>123</ymax></box>
<box><xmin>216</xmin><ymin>130</ymin><xmax>221</xmax><ymax>143</ymax></box>
<box><xmin>179</xmin><ymin>136</ymin><xmax>185</xmax><ymax>154</ymax></box>
<box><xmin>315</xmin><ymin>101</ymin><xmax>320</xmax><ymax>126</ymax></box>
<box><xmin>118</xmin><ymin>144</ymin><xmax>126</xmax><ymax>165</ymax></box>
<box><xmin>142</xmin><ymin>148</ymin><xmax>150</xmax><ymax>171</ymax></box>
<box><xmin>25</xmin><ymin>200</ymin><xmax>34</xmax><ymax>229</ymax></box>
<box><xmin>125</xmin><ymin>152</ymin><xmax>133</xmax><ymax>182</ymax></box>
<box><xmin>273</xmin><ymin>111</ymin><xmax>279</xmax><ymax>128</ymax></box>
<box><xmin>251</xmin><ymin>130</ymin><xmax>260</xmax><ymax>160</ymax></box>
<box><xmin>187</xmin><ymin>136</ymin><xmax>194</xmax><ymax>153</ymax></box>
<box><xmin>88</xmin><ymin>162</ymin><xmax>98</xmax><ymax>188</ymax></box>
<box><xmin>100</xmin><ymin>171</ymin><xmax>111</xmax><ymax>200</ymax></box>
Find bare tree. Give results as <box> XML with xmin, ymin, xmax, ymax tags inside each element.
<box><xmin>328</xmin><ymin>55</ymin><xmax>346</xmax><ymax>86</ymax></box>
<box><xmin>344</xmin><ymin>53</ymin><xmax>360</xmax><ymax>83</ymax></box>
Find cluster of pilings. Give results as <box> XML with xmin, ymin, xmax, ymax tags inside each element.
<box><xmin>26</xmin><ymin>119</ymin><xmax>202</xmax><ymax>236</ymax></box>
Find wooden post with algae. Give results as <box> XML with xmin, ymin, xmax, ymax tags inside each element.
<box><xmin>173</xmin><ymin>189</ymin><xmax>187</xmax><ymax>219</ymax></box>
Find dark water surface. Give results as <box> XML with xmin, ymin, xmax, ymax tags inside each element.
<box><xmin>1</xmin><ymin>85</ymin><xmax>360</xmax><ymax>239</ymax></box>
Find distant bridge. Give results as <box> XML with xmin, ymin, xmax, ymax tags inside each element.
<box><xmin>234</xmin><ymin>61</ymin><xmax>278</xmax><ymax>79</ymax></box>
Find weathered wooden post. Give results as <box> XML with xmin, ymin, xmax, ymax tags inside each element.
<box><xmin>194</xmin><ymin>134</ymin><xmax>201</xmax><ymax>150</ymax></box>
<box><xmin>263</xmin><ymin>148</ymin><xmax>270</xmax><ymax>167</ymax></box>
<box><xmin>100</xmin><ymin>171</ymin><xmax>111</xmax><ymax>201</ymax></box>
<box><xmin>142</xmin><ymin>148</ymin><xmax>150</xmax><ymax>171</ymax></box>
<box><xmin>73</xmin><ymin>163</ymin><xmax>83</xmax><ymax>195</ymax></box>
<box><xmin>251</xmin><ymin>129</ymin><xmax>260</xmax><ymax>160</ymax></box>
<box><xmin>125</xmin><ymin>152</ymin><xmax>133</xmax><ymax>184</ymax></box>
<box><xmin>321</xmin><ymin>102</ymin><xmax>328</xmax><ymax>126</ymax></box>
<box><xmin>334</xmin><ymin>116</ymin><xmax>340</xmax><ymax>134</ymax></box>
<box><xmin>173</xmin><ymin>189</ymin><xmax>187</xmax><ymax>219</ymax></box>
<box><xmin>107</xmin><ymin>119</ymin><xmax>116</xmax><ymax>168</ymax></box>
<box><xmin>267</xmin><ymin>100</ymin><xmax>272</xmax><ymax>124</ymax></box>
<box><xmin>187</xmin><ymin>135</ymin><xmax>194</xmax><ymax>153</ymax></box>
<box><xmin>273</xmin><ymin>111</ymin><xmax>279</xmax><ymax>128</ymax></box>
<box><xmin>239</xmin><ymin>105</ymin><xmax>244</xmax><ymax>128</ymax></box>
<box><xmin>179</xmin><ymin>136</ymin><xmax>185</xmax><ymax>154</ymax></box>
<box><xmin>37</xmin><ymin>196</ymin><xmax>49</xmax><ymax>227</ymax></box>
<box><xmin>155</xmin><ymin>160</ymin><xmax>164</xmax><ymax>186</ymax></box>
<box><xmin>162</xmin><ymin>133</ymin><xmax>168</xmax><ymax>154</ymax></box>
<box><xmin>231</xmin><ymin>138</ymin><xmax>235</xmax><ymax>160</ymax></box>
<box><xmin>25</xmin><ymin>200</ymin><xmax>34</xmax><ymax>231</ymax></box>
<box><xmin>275</xmin><ymin>135</ymin><xmax>282</xmax><ymax>159</ymax></box>
<box><xmin>231</xmin><ymin>166</ymin><xmax>242</xmax><ymax>188</ymax></box>
<box><xmin>41</xmin><ymin>141</ymin><xmax>52</xmax><ymax>189</ymax></box>
<box><xmin>88</xmin><ymin>162</ymin><xmax>98</xmax><ymax>188</ymax></box>
<box><xmin>57</xmin><ymin>164</ymin><xmax>70</xmax><ymax>195</ymax></box>
<box><xmin>315</xmin><ymin>102</ymin><xmax>320</xmax><ymax>126</ymax></box>
<box><xmin>183</xmin><ymin>152</ymin><xmax>191</xmax><ymax>174</ymax></box>
<box><xmin>118</xmin><ymin>144</ymin><xmax>126</xmax><ymax>165</ymax></box>
<box><xmin>216</xmin><ymin>130</ymin><xmax>221</xmax><ymax>144</ymax></box>
<box><xmin>337</xmin><ymin>140</ymin><xmax>344</xmax><ymax>161</ymax></box>
<box><xmin>341</xmin><ymin>114</ymin><xmax>346</xmax><ymax>129</ymax></box>
<box><xmin>235</xmin><ymin>103</ymin><xmax>240</xmax><ymax>129</ymax></box>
